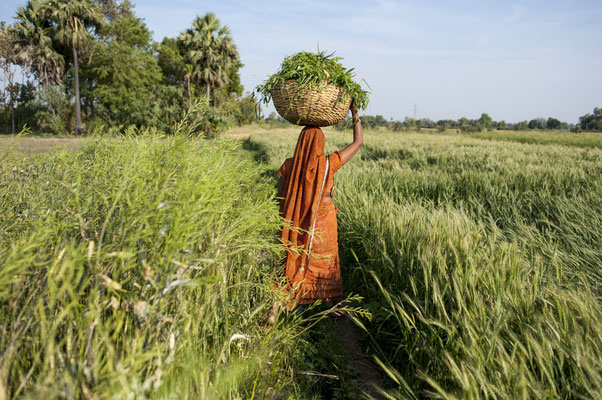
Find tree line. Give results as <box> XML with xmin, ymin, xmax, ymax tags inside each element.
<box><xmin>0</xmin><ymin>0</ymin><xmax>258</xmax><ymax>135</ymax></box>
<box><xmin>335</xmin><ymin>111</ymin><xmax>602</xmax><ymax>132</ymax></box>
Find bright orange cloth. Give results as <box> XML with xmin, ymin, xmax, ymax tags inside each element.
<box><xmin>277</xmin><ymin>126</ymin><xmax>343</xmax><ymax>305</ymax></box>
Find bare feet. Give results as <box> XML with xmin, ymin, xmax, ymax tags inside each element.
<box><xmin>267</xmin><ymin>301</ymin><xmax>280</xmax><ymax>325</ymax></box>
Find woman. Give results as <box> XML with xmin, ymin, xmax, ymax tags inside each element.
<box><xmin>269</xmin><ymin>103</ymin><xmax>363</xmax><ymax>321</ymax></box>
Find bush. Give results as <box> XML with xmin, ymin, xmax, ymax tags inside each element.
<box><xmin>460</xmin><ymin>124</ymin><xmax>483</xmax><ymax>133</ymax></box>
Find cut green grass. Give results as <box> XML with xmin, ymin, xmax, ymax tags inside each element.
<box><xmin>255</xmin><ymin>50</ymin><xmax>370</xmax><ymax>111</ymax></box>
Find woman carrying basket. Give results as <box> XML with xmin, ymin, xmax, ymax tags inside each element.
<box><xmin>268</xmin><ymin>103</ymin><xmax>363</xmax><ymax>322</ymax></box>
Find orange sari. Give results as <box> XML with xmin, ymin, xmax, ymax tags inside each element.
<box><xmin>278</xmin><ymin>126</ymin><xmax>343</xmax><ymax>306</ymax></box>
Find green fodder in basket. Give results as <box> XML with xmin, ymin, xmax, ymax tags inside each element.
<box><xmin>255</xmin><ymin>50</ymin><xmax>370</xmax><ymax>110</ymax></box>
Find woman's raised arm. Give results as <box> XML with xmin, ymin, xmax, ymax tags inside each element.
<box><xmin>339</xmin><ymin>102</ymin><xmax>363</xmax><ymax>166</ymax></box>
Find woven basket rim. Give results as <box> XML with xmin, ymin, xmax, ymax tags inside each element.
<box><xmin>270</xmin><ymin>79</ymin><xmax>346</xmax><ymax>93</ymax></box>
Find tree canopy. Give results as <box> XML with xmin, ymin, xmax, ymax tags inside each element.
<box><xmin>1</xmin><ymin>2</ymin><xmax>255</xmax><ymax>135</ymax></box>
<box><xmin>177</xmin><ymin>13</ymin><xmax>240</xmax><ymax>99</ymax></box>
<box><xmin>91</xmin><ymin>5</ymin><xmax>161</xmax><ymax>126</ymax></box>
<box><xmin>579</xmin><ymin>107</ymin><xmax>602</xmax><ymax>131</ymax></box>
<box><xmin>12</xmin><ymin>1</ymin><xmax>64</xmax><ymax>88</ymax></box>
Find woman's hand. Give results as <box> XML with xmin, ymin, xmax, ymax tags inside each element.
<box><xmin>350</xmin><ymin>102</ymin><xmax>358</xmax><ymax>118</ymax></box>
<box><xmin>350</xmin><ymin>102</ymin><xmax>360</xmax><ymax>125</ymax></box>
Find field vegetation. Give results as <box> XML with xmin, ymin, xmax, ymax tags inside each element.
<box><xmin>0</xmin><ymin>127</ymin><xmax>304</xmax><ymax>398</ymax></box>
<box><xmin>462</xmin><ymin>129</ymin><xmax>602</xmax><ymax>149</ymax></box>
<box><xmin>1</xmin><ymin>122</ymin><xmax>601</xmax><ymax>398</ymax></box>
<box><xmin>245</xmin><ymin>127</ymin><xmax>602</xmax><ymax>398</ymax></box>
<box><xmin>1</xmin><ymin>120</ymin><xmax>379</xmax><ymax>399</ymax></box>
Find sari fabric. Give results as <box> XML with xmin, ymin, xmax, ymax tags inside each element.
<box><xmin>278</xmin><ymin>126</ymin><xmax>343</xmax><ymax>305</ymax></box>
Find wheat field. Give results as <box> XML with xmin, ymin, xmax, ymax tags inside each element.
<box><xmin>245</xmin><ymin>127</ymin><xmax>602</xmax><ymax>399</ymax></box>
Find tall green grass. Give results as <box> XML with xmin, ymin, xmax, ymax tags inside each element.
<box><xmin>246</xmin><ymin>129</ymin><xmax>602</xmax><ymax>399</ymax></box>
<box><xmin>462</xmin><ymin>129</ymin><xmax>602</xmax><ymax>149</ymax></box>
<box><xmin>0</xmin><ymin>133</ymin><xmax>297</xmax><ymax>398</ymax></box>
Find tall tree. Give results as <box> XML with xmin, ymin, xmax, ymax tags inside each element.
<box><xmin>91</xmin><ymin>5</ymin><xmax>162</xmax><ymax>126</ymax></box>
<box><xmin>578</xmin><ymin>107</ymin><xmax>602</xmax><ymax>131</ymax></box>
<box><xmin>515</xmin><ymin>121</ymin><xmax>528</xmax><ymax>130</ymax></box>
<box><xmin>528</xmin><ymin>118</ymin><xmax>544</xmax><ymax>130</ymax></box>
<box><xmin>0</xmin><ymin>22</ymin><xmax>18</xmax><ymax>133</ymax></box>
<box><xmin>178</xmin><ymin>13</ymin><xmax>239</xmax><ymax>100</ymax></box>
<box><xmin>478</xmin><ymin>113</ymin><xmax>493</xmax><ymax>130</ymax></box>
<box><xmin>47</xmin><ymin>0</ymin><xmax>104</xmax><ymax>135</ymax></box>
<box><xmin>96</xmin><ymin>0</ymin><xmax>135</xmax><ymax>22</ymax></box>
<box><xmin>12</xmin><ymin>0</ymin><xmax>65</xmax><ymax>120</ymax></box>
<box><xmin>546</xmin><ymin>117</ymin><xmax>561</xmax><ymax>130</ymax></box>
<box><xmin>157</xmin><ymin>37</ymin><xmax>186</xmax><ymax>86</ymax></box>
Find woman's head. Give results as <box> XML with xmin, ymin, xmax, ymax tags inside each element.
<box><xmin>293</xmin><ymin>126</ymin><xmax>325</xmax><ymax>161</ymax></box>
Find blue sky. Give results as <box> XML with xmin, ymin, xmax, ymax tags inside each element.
<box><xmin>2</xmin><ymin>0</ymin><xmax>601</xmax><ymax>123</ymax></box>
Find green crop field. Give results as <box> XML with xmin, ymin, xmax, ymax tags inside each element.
<box><xmin>0</xmin><ymin>132</ymin><xmax>322</xmax><ymax>399</ymax></box>
<box><xmin>1</xmin><ymin>127</ymin><xmax>601</xmax><ymax>399</ymax></box>
<box><xmin>245</xmin><ymin>127</ymin><xmax>602</xmax><ymax>399</ymax></box>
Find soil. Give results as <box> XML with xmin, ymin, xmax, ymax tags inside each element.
<box><xmin>334</xmin><ymin>316</ymin><xmax>388</xmax><ymax>399</ymax></box>
<box><xmin>0</xmin><ymin>136</ymin><xmax>82</xmax><ymax>156</ymax></box>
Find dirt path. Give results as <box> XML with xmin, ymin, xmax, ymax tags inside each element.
<box><xmin>335</xmin><ymin>316</ymin><xmax>388</xmax><ymax>399</ymax></box>
<box><xmin>0</xmin><ymin>136</ymin><xmax>82</xmax><ymax>156</ymax></box>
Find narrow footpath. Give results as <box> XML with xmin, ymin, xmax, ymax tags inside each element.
<box><xmin>238</xmin><ymin>134</ymin><xmax>390</xmax><ymax>399</ymax></box>
<box><xmin>334</xmin><ymin>316</ymin><xmax>388</xmax><ymax>399</ymax></box>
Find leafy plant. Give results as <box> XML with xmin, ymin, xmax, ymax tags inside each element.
<box><xmin>255</xmin><ymin>50</ymin><xmax>370</xmax><ymax>111</ymax></box>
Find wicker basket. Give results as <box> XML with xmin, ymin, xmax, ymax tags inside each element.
<box><xmin>271</xmin><ymin>80</ymin><xmax>351</xmax><ymax>127</ymax></box>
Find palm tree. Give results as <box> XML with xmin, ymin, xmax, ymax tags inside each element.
<box><xmin>12</xmin><ymin>0</ymin><xmax>64</xmax><ymax>120</ymax></box>
<box><xmin>47</xmin><ymin>0</ymin><xmax>104</xmax><ymax>135</ymax></box>
<box><xmin>178</xmin><ymin>13</ymin><xmax>239</xmax><ymax>100</ymax></box>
